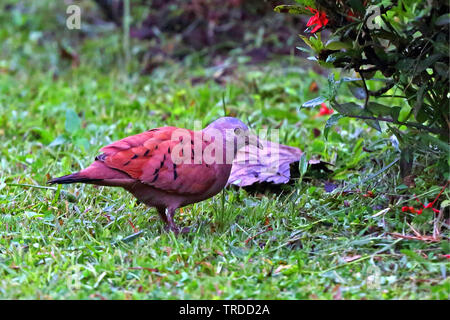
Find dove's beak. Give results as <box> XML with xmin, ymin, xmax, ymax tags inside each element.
<box><xmin>245</xmin><ymin>135</ymin><xmax>263</xmax><ymax>150</ymax></box>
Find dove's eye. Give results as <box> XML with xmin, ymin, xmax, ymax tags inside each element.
<box><xmin>234</xmin><ymin>127</ymin><xmax>243</xmax><ymax>136</ymax></box>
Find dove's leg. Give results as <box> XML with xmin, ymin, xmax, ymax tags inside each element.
<box><xmin>156</xmin><ymin>207</ymin><xmax>168</xmax><ymax>224</ymax></box>
<box><xmin>166</xmin><ymin>207</ymin><xmax>180</xmax><ymax>234</ymax></box>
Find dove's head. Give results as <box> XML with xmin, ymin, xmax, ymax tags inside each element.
<box><xmin>204</xmin><ymin>117</ymin><xmax>262</xmax><ymax>153</ymax></box>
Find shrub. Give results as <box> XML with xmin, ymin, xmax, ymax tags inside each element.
<box><xmin>276</xmin><ymin>0</ymin><xmax>449</xmax><ymax>178</ymax></box>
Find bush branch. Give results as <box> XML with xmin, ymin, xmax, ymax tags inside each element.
<box><xmin>342</xmin><ymin>114</ymin><xmax>442</xmax><ymax>135</ymax></box>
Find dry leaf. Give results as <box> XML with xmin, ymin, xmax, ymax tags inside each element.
<box><xmin>343</xmin><ymin>255</ymin><xmax>362</xmax><ymax>262</ymax></box>
<box><xmin>309</xmin><ymin>81</ymin><xmax>319</xmax><ymax>92</ymax></box>
<box><xmin>332</xmin><ymin>285</ymin><xmax>343</xmax><ymax>300</ymax></box>
<box><xmin>273</xmin><ymin>264</ymin><xmax>292</xmax><ymax>274</ymax></box>
<box><xmin>228</xmin><ymin>138</ymin><xmax>302</xmax><ymax>187</ymax></box>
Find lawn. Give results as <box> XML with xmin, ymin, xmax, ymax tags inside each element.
<box><xmin>0</xmin><ymin>0</ymin><xmax>448</xmax><ymax>299</ymax></box>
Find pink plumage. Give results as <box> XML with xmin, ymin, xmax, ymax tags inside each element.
<box><xmin>49</xmin><ymin>117</ymin><xmax>261</xmax><ymax>234</ymax></box>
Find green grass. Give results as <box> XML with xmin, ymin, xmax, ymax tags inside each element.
<box><xmin>0</xmin><ymin>0</ymin><xmax>448</xmax><ymax>299</ymax></box>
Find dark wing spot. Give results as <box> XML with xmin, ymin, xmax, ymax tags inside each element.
<box><xmin>124</xmin><ymin>160</ymin><xmax>131</xmax><ymax>166</ymax></box>
<box><xmin>131</xmin><ymin>154</ymin><xmax>138</xmax><ymax>159</ymax></box>
<box><xmin>151</xmin><ymin>174</ymin><xmax>159</xmax><ymax>183</ymax></box>
<box><xmin>95</xmin><ymin>154</ymin><xmax>107</xmax><ymax>162</ymax></box>
<box><xmin>173</xmin><ymin>164</ymin><xmax>178</xmax><ymax>180</ymax></box>
<box><xmin>154</xmin><ymin>168</ymin><xmax>159</xmax><ymax>175</ymax></box>
<box><xmin>168</xmin><ymin>147</ymin><xmax>171</xmax><ymax>154</ymax></box>
<box><xmin>144</xmin><ymin>149</ymin><xmax>150</xmax><ymax>156</ymax></box>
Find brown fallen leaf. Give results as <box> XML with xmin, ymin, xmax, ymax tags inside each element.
<box><xmin>389</xmin><ymin>233</ymin><xmax>441</xmax><ymax>242</ymax></box>
<box><xmin>215</xmin><ymin>250</ymin><xmax>224</xmax><ymax>257</ymax></box>
<box><xmin>273</xmin><ymin>264</ymin><xmax>292</xmax><ymax>275</ymax></box>
<box><xmin>403</xmin><ymin>175</ymin><xmax>416</xmax><ymax>188</ymax></box>
<box><xmin>309</xmin><ymin>81</ymin><xmax>319</xmax><ymax>92</ymax></box>
<box><xmin>244</xmin><ymin>226</ymin><xmax>273</xmax><ymax>245</ymax></box>
<box><xmin>343</xmin><ymin>255</ymin><xmax>362</xmax><ymax>262</ymax></box>
<box><xmin>59</xmin><ymin>44</ymin><xmax>80</xmax><ymax>68</ymax></box>
<box><xmin>228</xmin><ymin>138</ymin><xmax>302</xmax><ymax>187</ymax></box>
<box><xmin>332</xmin><ymin>285</ymin><xmax>343</xmax><ymax>300</ymax></box>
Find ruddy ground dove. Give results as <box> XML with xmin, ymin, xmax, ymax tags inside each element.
<box><xmin>49</xmin><ymin>117</ymin><xmax>261</xmax><ymax>234</ymax></box>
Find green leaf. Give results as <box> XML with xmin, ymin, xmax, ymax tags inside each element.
<box><xmin>362</xmin><ymin>112</ymin><xmax>381</xmax><ymax>132</ymax></box>
<box><xmin>433</xmin><ymin>41</ymin><xmax>449</xmax><ymax>57</ymax></box>
<box><xmin>331</xmin><ymin>102</ymin><xmax>363</xmax><ymax>116</ymax></box>
<box><xmin>325</xmin><ymin>39</ymin><xmax>352</xmax><ymax>50</ymax></box>
<box><xmin>418</xmin><ymin>133</ymin><xmax>450</xmax><ymax>153</ymax></box>
<box><xmin>348</xmin><ymin>0</ymin><xmax>365</xmax><ymax>13</ymax></box>
<box><xmin>48</xmin><ymin>135</ymin><xmax>67</xmax><ymax>148</ymax></box>
<box><xmin>390</xmin><ymin>107</ymin><xmax>401</xmax><ymax>122</ymax></box>
<box><xmin>302</xmin><ymin>96</ymin><xmax>326</xmax><ymax>108</ymax></box>
<box><xmin>296</xmin><ymin>46</ymin><xmax>311</xmax><ymax>53</ymax></box>
<box><xmin>327</xmin><ymin>73</ymin><xmax>339</xmax><ymax>99</ymax></box>
<box><xmin>318</xmin><ymin>60</ymin><xmax>334</xmax><ymax>68</ymax></box>
<box><xmin>417</xmin><ymin>54</ymin><xmax>443</xmax><ymax>73</ymax></box>
<box><xmin>309</xmin><ymin>37</ymin><xmax>324</xmax><ymax>52</ymax></box>
<box><xmin>396</xmin><ymin>59</ymin><xmax>415</xmax><ymax>72</ymax></box>
<box><xmin>294</xmin><ymin>0</ymin><xmax>315</xmax><ymax>7</ymax></box>
<box><xmin>324</xmin><ymin>114</ymin><xmax>344</xmax><ymax>139</ymax></box>
<box><xmin>298</xmin><ymin>153</ymin><xmax>308</xmax><ymax>177</ymax></box>
<box><xmin>65</xmin><ymin>109</ymin><xmax>81</xmax><ymax>134</ymax></box>
<box><xmin>299</xmin><ymin>35</ymin><xmax>315</xmax><ymax>50</ymax></box>
<box><xmin>401</xmin><ymin>249</ymin><xmax>429</xmax><ymax>264</ymax></box>
<box><xmin>440</xmin><ymin>200</ymin><xmax>450</xmax><ymax>208</ymax></box>
<box><xmin>338</xmin><ymin>77</ymin><xmax>363</xmax><ymax>83</ymax></box>
<box><xmin>400</xmin><ymin>147</ymin><xmax>413</xmax><ymax>178</ymax></box>
<box><xmin>435</xmin><ymin>13</ymin><xmax>450</xmax><ymax>26</ymax></box>
<box><xmin>435</xmin><ymin>62</ymin><xmax>449</xmax><ymax>78</ymax></box>
<box><xmin>398</xmin><ymin>104</ymin><xmax>412</xmax><ymax>122</ymax></box>
<box><xmin>413</xmin><ymin>85</ymin><xmax>426</xmax><ymax>119</ymax></box>
<box><xmin>311</xmin><ymin>139</ymin><xmax>325</xmax><ymax>153</ymax></box>
<box><xmin>367</xmin><ymin>102</ymin><xmax>392</xmax><ymax>117</ymax></box>
<box><xmin>298</xmin><ymin>34</ymin><xmax>324</xmax><ymax>54</ymax></box>
<box><xmin>373</xmin><ymin>29</ymin><xmax>400</xmax><ymax>42</ymax></box>
<box><xmin>348</xmin><ymin>84</ymin><xmax>367</xmax><ymax>100</ymax></box>
<box><xmin>274</xmin><ymin>5</ymin><xmax>311</xmax><ymax>15</ymax></box>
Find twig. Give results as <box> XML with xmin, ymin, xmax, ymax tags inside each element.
<box><xmin>341</xmin><ymin>113</ymin><xmax>442</xmax><ymax>135</ymax></box>
<box><xmin>389</xmin><ymin>233</ymin><xmax>441</xmax><ymax>242</ymax></box>
<box><xmin>244</xmin><ymin>226</ymin><xmax>273</xmax><ymax>245</ymax></box>
<box><xmin>358</xmin><ymin>70</ymin><xmax>370</xmax><ymax>109</ymax></box>
<box><xmin>128</xmin><ymin>219</ymin><xmax>139</xmax><ymax>233</ymax></box>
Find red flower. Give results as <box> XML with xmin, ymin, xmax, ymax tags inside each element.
<box><xmin>401</xmin><ymin>181</ymin><xmax>448</xmax><ymax>215</ymax></box>
<box><xmin>318</xmin><ymin>103</ymin><xmax>334</xmax><ymax>116</ymax></box>
<box><xmin>305</xmin><ymin>6</ymin><xmax>329</xmax><ymax>33</ymax></box>
<box><xmin>363</xmin><ymin>190</ymin><xmax>375</xmax><ymax>198</ymax></box>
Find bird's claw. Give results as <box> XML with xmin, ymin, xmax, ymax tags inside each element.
<box><xmin>163</xmin><ymin>225</ymin><xmax>191</xmax><ymax>235</ymax></box>
<box><xmin>180</xmin><ymin>227</ymin><xmax>191</xmax><ymax>234</ymax></box>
